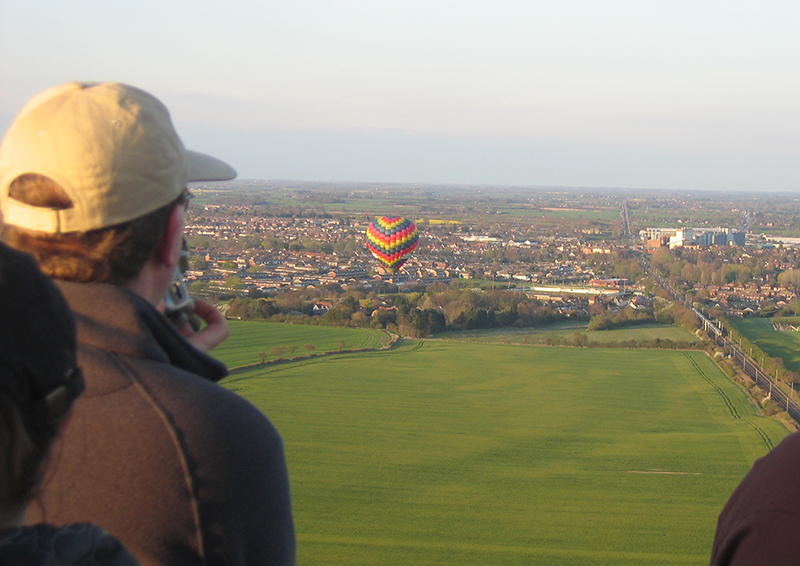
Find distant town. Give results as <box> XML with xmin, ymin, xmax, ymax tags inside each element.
<box><xmin>183</xmin><ymin>181</ymin><xmax>800</xmax><ymax>322</ymax></box>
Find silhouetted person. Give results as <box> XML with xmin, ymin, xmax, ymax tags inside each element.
<box><xmin>0</xmin><ymin>242</ymin><xmax>139</xmax><ymax>565</ymax></box>
<box><xmin>0</xmin><ymin>82</ymin><xmax>294</xmax><ymax>566</ymax></box>
<box><xmin>711</xmin><ymin>433</ymin><xmax>800</xmax><ymax>565</ymax></box>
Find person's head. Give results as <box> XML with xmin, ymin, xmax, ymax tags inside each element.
<box><xmin>0</xmin><ymin>242</ymin><xmax>84</xmax><ymax>526</ymax></box>
<box><xmin>0</xmin><ymin>82</ymin><xmax>236</xmax><ymax>288</ymax></box>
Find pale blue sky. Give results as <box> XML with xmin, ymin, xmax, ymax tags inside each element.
<box><xmin>2</xmin><ymin>1</ymin><xmax>799</xmax><ymax>190</ymax></box>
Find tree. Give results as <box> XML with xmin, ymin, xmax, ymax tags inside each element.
<box><xmin>189</xmin><ymin>280</ymin><xmax>208</xmax><ymax>294</ymax></box>
<box><xmin>335</xmin><ymin>339</ymin><xmax>345</xmax><ymax>351</ymax></box>
<box><xmin>589</xmin><ymin>300</ymin><xmax>606</xmax><ymax>317</ymax></box>
<box><xmin>324</xmin><ymin>308</ymin><xmax>346</xmax><ymax>323</ymax></box>
<box><xmin>351</xmin><ymin>311</ymin><xmax>369</xmax><ymax>325</ymax></box>
<box><xmin>270</xmin><ymin>346</ymin><xmax>286</xmax><ymax>359</ymax></box>
<box><xmin>188</xmin><ymin>255</ymin><xmax>208</xmax><ymax>270</ymax></box>
<box><xmin>303</xmin><ymin>343</ymin><xmax>316</xmax><ymax>355</ymax></box>
<box><xmin>339</xmin><ymin>295</ymin><xmax>358</xmax><ymax>316</ymax></box>
<box><xmin>778</xmin><ymin>268</ymin><xmax>800</xmax><ymax>287</ymax></box>
<box><xmin>587</xmin><ymin>313</ymin><xmax>613</xmax><ymax>331</ymax></box>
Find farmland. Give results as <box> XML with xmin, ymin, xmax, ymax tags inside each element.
<box><xmin>218</xmin><ymin>322</ymin><xmax>787</xmax><ymax>565</ymax></box>
<box><xmin>213</xmin><ymin>321</ymin><xmax>390</xmax><ymax>368</ymax></box>
<box><xmin>729</xmin><ymin>317</ymin><xmax>800</xmax><ymax>374</ymax></box>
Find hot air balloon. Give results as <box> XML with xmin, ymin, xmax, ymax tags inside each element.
<box><xmin>366</xmin><ymin>217</ymin><xmax>419</xmax><ymax>274</ymax></box>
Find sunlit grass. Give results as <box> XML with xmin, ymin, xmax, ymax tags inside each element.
<box><xmin>213</xmin><ymin>320</ymin><xmax>388</xmax><ymax>367</ymax></box>
<box><xmin>220</xmin><ymin>338</ymin><xmax>785</xmax><ymax>566</ymax></box>
<box><xmin>729</xmin><ymin>317</ymin><xmax>800</xmax><ymax>374</ymax></box>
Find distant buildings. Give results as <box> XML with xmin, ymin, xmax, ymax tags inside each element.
<box><xmin>640</xmin><ymin>227</ymin><xmax>745</xmax><ymax>249</ymax></box>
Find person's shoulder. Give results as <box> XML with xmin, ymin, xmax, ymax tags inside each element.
<box><xmin>57</xmin><ymin>523</ymin><xmax>142</xmax><ymax>566</ymax></box>
<box><xmin>718</xmin><ymin>431</ymin><xmax>800</xmax><ymax>526</ymax></box>
<box><xmin>750</xmin><ymin>430</ymin><xmax>800</xmax><ymax>478</ymax></box>
<box><xmin>78</xmin><ymin>339</ymin><xmax>283</xmax><ymax>458</ymax></box>
<box><xmin>134</xmin><ymin>358</ymin><xmax>283</xmax><ymax>449</ymax></box>
<box><xmin>768</xmin><ymin>429</ymin><xmax>800</xmax><ymax>453</ymax></box>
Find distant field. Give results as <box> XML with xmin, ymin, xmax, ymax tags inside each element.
<box><xmin>220</xmin><ymin>340</ymin><xmax>785</xmax><ymax>566</ymax></box>
<box><xmin>729</xmin><ymin>317</ymin><xmax>800</xmax><ymax>374</ymax></box>
<box><xmin>213</xmin><ymin>321</ymin><xmax>389</xmax><ymax>368</ymax></box>
<box><xmin>324</xmin><ymin>200</ymin><xmax>421</xmax><ymax>214</ymax></box>
<box><xmin>433</xmin><ymin>320</ymin><xmax>700</xmax><ymax>345</ymax></box>
<box><xmin>516</xmin><ymin>208</ymin><xmax>620</xmax><ymax>221</ymax></box>
<box><xmin>319</xmin><ymin>203</ymin><xmax>620</xmax><ymax>222</ymax></box>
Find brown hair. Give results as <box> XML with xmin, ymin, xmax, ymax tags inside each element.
<box><xmin>1</xmin><ymin>174</ymin><xmax>186</xmax><ymax>285</ymax></box>
<box><xmin>0</xmin><ymin>390</ymin><xmax>58</xmax><ymax>522</ymax></box>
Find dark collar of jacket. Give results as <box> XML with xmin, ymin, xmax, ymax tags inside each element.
<box><xmin>54</xmin><ymin>280</ymin><xmax>227</xmax><ymax>384</ymax></box>
<box><xmin>0</xmin><ymin>523</ymin><xmax>140</xmax><ymax>566</ymax></box>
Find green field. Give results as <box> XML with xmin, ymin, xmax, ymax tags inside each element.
<box><xmin>218</xmin><ymin>328</ymin><xmax>786</xmax><ymax>566</ymax></box>
<box><xmin>729</xmin><ymin>317</ymin><xmax>800</xmax><ymax>374</ymax></box>
<box><xmin>516</xmin><ymin>208</ymin><xmax>621</xmax><ymax>221</ymax></box>
<box><xmin>433</xmin><ymin>320</ymin><xmax>700</xmax><ymax>346</ymax></box>
<box><xmin>213</xmin><ymin>321</ymin><xmax>389</xmax><ymax>367</ymax></box>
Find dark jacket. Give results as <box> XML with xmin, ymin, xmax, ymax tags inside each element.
<box><xmin>711</xmin><ymin>431</ymin><xmax>800</xmax><ymax>565</ymax></box>
<box><xmin>0</xmin><ymin>523</ymin><xmax>139</xmax><ymax>566</ymax></box>
<box><xmin>28</xmin><ymin>282</ymin><xmax>295</xmax><ymax>566</ymax></box>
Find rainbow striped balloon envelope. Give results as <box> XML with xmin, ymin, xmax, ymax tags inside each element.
<box><xmin>366</xmin><ymin>217</ymin><xmax>419</xmax><ymax>273</ymax></box>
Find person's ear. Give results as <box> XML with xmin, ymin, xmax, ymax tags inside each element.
<box><xmin>154</xmin><ymin>204</ymin><xmax>184</xmax><ymax>269</ymax></box>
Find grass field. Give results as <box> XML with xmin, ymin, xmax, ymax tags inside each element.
<box><xmin>515</xmin><ymin>208</ymin><xmax>621</xmax><ymax>221</ymax></box>
<box><xmin>218</xmin><ymin>330</ymin><xmax>786</xmax><ymax>566</ymax></box>
<box><xmin>728</xmin><ymin>317</ymin><xmax>800</xmax><ymax>374</ymax></box>
<box><xmin>213</xmin><ymin>321</ymin><xmax>390</xmax><ymax>367</ymax></box>
<box><xmin>433</xmin><ymin>320</ymin><xmax>700</xmax><ymax>346</ymax></box>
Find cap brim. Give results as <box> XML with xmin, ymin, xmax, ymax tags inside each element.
<box><xmin>187</xmin><ymin>150</ymin><xmax>237</xmax><ymax>182</ymax></box>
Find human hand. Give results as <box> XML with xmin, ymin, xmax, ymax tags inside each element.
<box><xmin>180</xmin><ymin>299</ymin><xmax>230</xmax><ymax>353</ymax></box>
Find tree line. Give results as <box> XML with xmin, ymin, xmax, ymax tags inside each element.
<box><xmin>224</xmin><ymin>285</ymin><xmax>571</xmax><ymax>338</ymax></box>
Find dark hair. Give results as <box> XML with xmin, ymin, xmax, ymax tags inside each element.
<box><xmin>0</xmin><ymin>241</ymin><xmax>82</xmax><ymax>523</ymax></box>
<box><xmin>0</xmin><ymin>390</ymin><xmax>59</xmax><ymax>522</ymax></box>
<box><xmin>2</xmin><ymin>174</ymin><xmax>188</xmax><ymax>285</ymax></box>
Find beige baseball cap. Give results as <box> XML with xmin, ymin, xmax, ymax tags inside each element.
<box><xmin>0</xmin><ymin>82</ymin><xmax>236</xmax><ymax>233</ymax></box>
